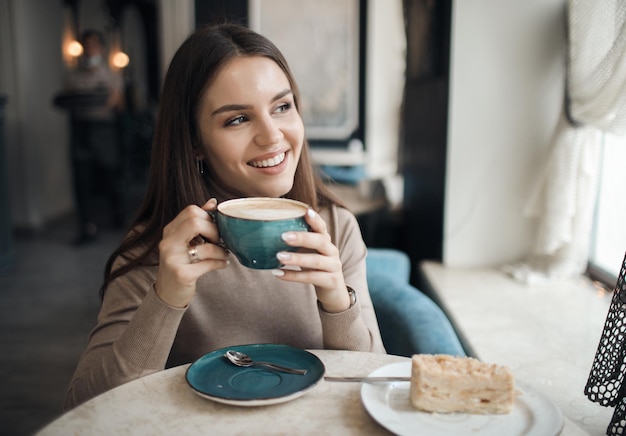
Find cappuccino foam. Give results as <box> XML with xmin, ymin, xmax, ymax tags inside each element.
<box><xmin>219</xmin><ymin>199</ymin><xmax>307</xmax><ymax>220</ymax></box>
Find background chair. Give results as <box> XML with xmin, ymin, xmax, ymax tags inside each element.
<box><xmin>366</xmin><ymin>248</ymin><xmax>466</xmax><ymax>357</ymax></box>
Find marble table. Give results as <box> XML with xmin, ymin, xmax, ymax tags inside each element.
<box><xmin>420</xmin><ymin>261</ymin><xmax>615</xmax><ymax>436</ymax></box>
<box><xmin>38</xmin><ymin>348</ymin><xmax>586</xmax><ymax>435</ymax></box>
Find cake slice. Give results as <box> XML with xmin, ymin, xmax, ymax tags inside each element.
<box><xmin>409</xmin><ymin>354</ymin><xmax>515</xmax><ymax>414</ymax></box>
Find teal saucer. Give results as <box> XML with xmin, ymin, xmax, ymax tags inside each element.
<box><xmin>186</xmin><ymin>344</ymin><xmax>325</xmax><ymax>406</ymax></box>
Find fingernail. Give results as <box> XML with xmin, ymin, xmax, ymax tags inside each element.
<box><xmin>276</xmin><ymin>252</ymin><xmax>291</xmax><ymax>261</ymax></box>
<box><xmin>281</xmin><ymin>232</ymin><xmax>296</xmax><ymax>242</ymax></box>
<box><xmin>271</xmin><ymin>269</ymin><xmax>285</xmax><ymax>277</ymax></box>
<box><xmin>307</xmin><ymin>209</ymin><xmax>316</xmax><ymax>218</ymax></box>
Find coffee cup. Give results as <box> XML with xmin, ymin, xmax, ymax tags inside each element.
<box><xmin>214</xmin><ymin>197</ymin><xmax>311</xmax><ymax>269</ymax></box>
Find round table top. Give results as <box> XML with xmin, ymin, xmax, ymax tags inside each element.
<box><xmin>37</xmin><ymin>350</ymin><xmax>407</xmax><ymax>435</ymax></box>
<box><xmin>37</xmin><ymin>349</ymin><xmax>585</xmax><ymax>435</ymax></box>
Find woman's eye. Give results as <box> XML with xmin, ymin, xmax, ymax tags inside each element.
<box><xmin>275</xmin><ymin>103</ymin><xmax>292</xmax><ymax>113</ymax></box>
<box><xmin>225</xmin><ymin>115</ymin><xmax>246</xmax><ymax>126</ymax></box>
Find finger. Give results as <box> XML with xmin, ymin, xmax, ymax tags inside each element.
<box><xmin>162</xmin><ymin>232</ymin><xmax>229</xmax><ymax>266</ymax></box>
<box><xmin>158</xmin><ymin>243</ymin><xmax>229</xmax><ymax>297</ymax></box>
<box><xmin>189</xmin><ymin>241</ymin><xmax>230</xmax><ymax>262</ymax></box>
<box><xmin>187</xmin><ymin>259</ymin><xmax>230</xmax><ymax>275</ymax></box>
<box><xmin>281</xmin><ymin>208</ymin><xmax>335</xmax><ymax>254</ymax></box>
<box><xmin>201</xmin><ymin>198</ymin><xmax>218</xmax><ymax>224</ymax></box>
<box><xmin>156</xmin><ymin>256</ymin><xmax>229</xmax><ymax>307</ymax></box>
<box><xmin>303</xmin><ymin>208</ymin><xmax>327</xmax><ymax>234</ymax></box>
<box><xmin>276</xmin><ymin>250</ymin><xmax>340</xmax><ymax>273</ymax></box>
<box><xmin>184</xmin><ymin>257</ymin><xmax>231</xmax><ymax>278</ymax></box>
<box><xmin>271</xmin><ymin>267</ymin><xmax>342</xmax><ymax>294</ymax></box>
<box><xmin>201</xmin><ymin>198</ymin><xmax>218</xmax><ymax>211</ymax></box>
<box><xmin>175</xmin><ymin>215</ymin><xmax>219</xmax><ymax>247</ymax></box>
<box><xmin>164</xmin><ymin>253</ymin><xmax>229</xmax><ymax>282</ymax></box>
<box><xmin>163</xmin><ymin>205</ymin><xmax>210</xmax><ymax>238</ymax></box>
<box><xmin>281</xmin><ymin>229</ymin><xmax>334</xmax><ymax>257</ymax></box>
<box><xmin>164</xmin><ymin>206</ymin><xmax>220</xmax><ymax>245</ymax></box>
<box><xmin>188</xmin><ymin>215</ymin><xmax>221</xmax><ymax>245</ymax></box>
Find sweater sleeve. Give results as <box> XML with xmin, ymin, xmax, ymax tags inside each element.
<box><xmin>318</xmin><ymin>206</ymin><xmax>386</xmax><ymax>354</ymax></box>
<box><xmin>64</xmin><ymin>261</ymin><xmax>186</xmax><ymax>410</ymax></box>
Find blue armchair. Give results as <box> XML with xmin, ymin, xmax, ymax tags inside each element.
<box><xmin>366</xmin><ymin>248</ymin><xmax>466</xmax><ymax>357</ymax></box>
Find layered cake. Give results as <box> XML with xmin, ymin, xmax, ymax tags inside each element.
<box><xmin>409</xmin><ymin>354</ymin><xmax>515</xmax><ymax>414</ymax></box>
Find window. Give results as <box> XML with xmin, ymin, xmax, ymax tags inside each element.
<box><xmin>588</xmin><ymin>133</ymin><xmax>626</xmax><ymax>283</ymax></box>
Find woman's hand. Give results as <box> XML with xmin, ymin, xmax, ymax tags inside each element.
<box><xmin>155</xmin><ymin>198</ymin><xmax>229</xmax><ymax>308</ymax></box>
<box><xmin>272</xmin><ymin>209</ymin><xmax>351</xmax><ymax>313</ymax></box>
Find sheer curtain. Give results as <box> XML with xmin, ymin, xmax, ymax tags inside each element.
<box><xmin>505</xmin><ymin>0</ymin><xmax>626</xmax><ymax>284</ymax></box>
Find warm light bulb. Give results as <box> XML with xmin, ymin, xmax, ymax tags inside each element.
<box><xmin>67</xmin><ymin>40</ymin><xmax>83</xmax><ymax>57</ymax></box>
<box><xmin>111</xmin><ymin>52</ymin><xmax>130</xmax><ymax>69</ymax></box>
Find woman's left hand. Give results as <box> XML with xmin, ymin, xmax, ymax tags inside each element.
<box><xmin>272</xmin><ymin>209</ymin><xmax>351</xmax><ymax>313</ymax></box>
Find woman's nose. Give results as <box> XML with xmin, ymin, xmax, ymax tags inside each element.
<box><xmin>254</xmin><ymin>117</ymin><xmax>283</xmax><ymax>146</ymax></box>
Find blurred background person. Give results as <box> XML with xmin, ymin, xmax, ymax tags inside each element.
<box><xmin>63</xmin><ymin>29</ymin><xmax>125</xmax><ymax>245</ymax></box>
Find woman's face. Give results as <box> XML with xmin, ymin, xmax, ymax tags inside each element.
<box><xmin>197</xmin><ymin>56</ymin><xmax>304</xmax><ymax>198</ymax></box>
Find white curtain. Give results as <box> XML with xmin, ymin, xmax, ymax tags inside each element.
<box><xmin>505</xmin><ymin>0</ymin><xmax>626</xmax><ymax>284</ymax></box>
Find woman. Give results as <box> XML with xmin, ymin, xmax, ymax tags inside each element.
<box><xmin>64</xmin><ymin>23</ymin><xmax>385</xmax><ymax>409</ymax></box>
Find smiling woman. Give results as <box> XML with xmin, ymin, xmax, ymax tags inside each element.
<box><xmin>63</xmin><ymin>23</ymin><xmax>386</xmax><ymax>411</ymax></box>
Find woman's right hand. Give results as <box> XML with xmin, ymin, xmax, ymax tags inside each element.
<box><xmin>155</xmin><ymin>198</ymin><xmax>229</xmax><ymax>308</ymax></box>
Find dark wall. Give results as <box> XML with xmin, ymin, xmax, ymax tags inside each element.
<box><xmin>399</xmin><ymin>0</ymin><xmax>452</xmax><ymax>274</ymax></box>
<box><xmin>195</xmin><ymin>0</ymin><xmax>248</xmax><ymax>27</ymax></box>
<box><xmin>0</xmin><ymin>96</ymin><xmax>13</xmax><ymax>270</ymax></box>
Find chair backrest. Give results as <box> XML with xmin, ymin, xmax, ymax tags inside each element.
<box><xmin>366</xmin><ymin>248</ymin><xmax>465</xmax><ymax>357</ymax></box>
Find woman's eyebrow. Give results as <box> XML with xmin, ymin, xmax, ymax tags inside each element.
<box><xmin>211</xmin><ymin>89</ymin><xmax>293</xmax><ymax>117</ymax></box>
<box><xmin>211</xmin><ymin>103</ymin><xmax>250</xmax><ymax>117</ymax></box>
<box><xmin>273</xmin><ymin>89</ymin><xmax>293</xmax><ymax>102</ymax></box>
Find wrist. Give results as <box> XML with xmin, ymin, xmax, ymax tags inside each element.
<box><xmin>319</xmin><ymin>286</ymin><xmax>356</xmax><ymax>313</ymax></box>
<box><xmin>153</xmin><ymin>282</ymin><xmax>190</xmax><ymax>309</ymax></box>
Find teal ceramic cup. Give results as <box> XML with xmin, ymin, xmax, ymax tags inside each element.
<box><xmin>215</xmin><ymin>197</ymin><xmax>311</xmax><ymax>270</ymax></box>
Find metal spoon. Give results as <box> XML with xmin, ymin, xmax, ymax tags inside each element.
<box><xmin>223</xmin><ymin>350</ymin><xmax>308</xmax><ymax>375</ymax></box>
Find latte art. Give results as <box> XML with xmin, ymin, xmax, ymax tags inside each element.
<box><xmin>218</xmin><ymin>198</ymin><xmax>308</xmax><ymax>221</ymax></box>
<box><xmin>225</xmin><ymin>207</ymin><xmax>304</xmax><ymax>220</ymax></box>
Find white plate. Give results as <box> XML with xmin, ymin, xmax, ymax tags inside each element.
<box><xmin>361</xmin><ymin>362</ymin><xmax>564</xmax><ymax>436</ymax></box>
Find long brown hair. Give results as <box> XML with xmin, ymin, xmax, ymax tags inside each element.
<box><xmin>100</xmin><ymin>23</ymin><xmax>342</xmax><ymax>297</ymax></box>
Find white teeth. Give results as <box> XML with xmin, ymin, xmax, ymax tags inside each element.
<box><xmin>250</xmin><ymin>152</ymin><xmax>285</xmax><ymax>168</ymax></box>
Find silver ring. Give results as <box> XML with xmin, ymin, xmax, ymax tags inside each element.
<box><xmin>188</xmin><ymin>246</ymin><xmax>200</xmax><ymax>263</ymax></box>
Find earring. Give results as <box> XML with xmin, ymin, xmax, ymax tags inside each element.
<box><xmin>196</xmin><ymin>157</ymin><xmax>205</xmax><ymax>174</ymax></box>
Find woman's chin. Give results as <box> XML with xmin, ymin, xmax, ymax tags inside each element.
<box><xmin>253</xmin><ymin>185</ymin><xmax>294</xmax><ymax>199</ymax></box>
